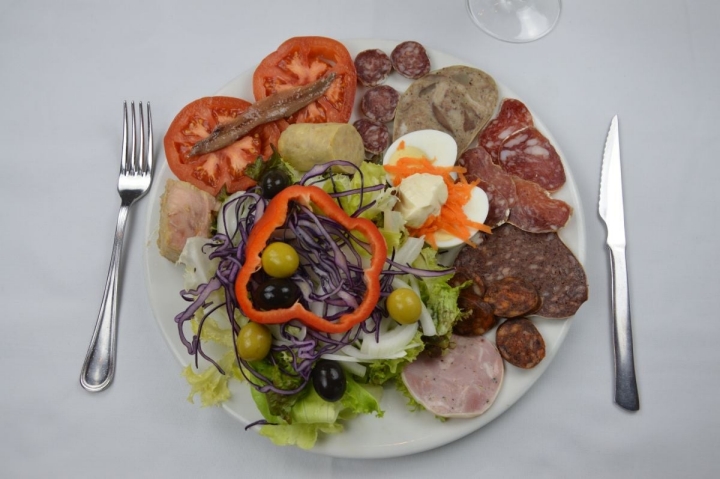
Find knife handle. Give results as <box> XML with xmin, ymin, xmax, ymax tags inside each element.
<box><xmin>608</xmin><ymin>244</ymin><xmax>640</xmax><ymax>411</ymax></box>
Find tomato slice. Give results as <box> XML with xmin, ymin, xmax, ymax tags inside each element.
<box><xmin>252</xmin><ymin>36</ymin><xmax>357</xmax><ymax>124</ymax></box>
<box><xmin>163</xmin><ymin>97</ymin><xmax>281</xmax><ymax>196</ymax></box>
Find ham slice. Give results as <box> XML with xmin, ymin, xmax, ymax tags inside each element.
<box><xmin>157</xmin><ymin>179</ymin><xmax>219</xmax><ymax>262</ymax></box>
<box><xmin>401</xmin><ymin>335</ymin><xmax>504</xmax><ymax>418</ymax></box>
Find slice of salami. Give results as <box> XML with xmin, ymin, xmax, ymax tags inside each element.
<box><xmin>353</xmin><ymin>118</ymin><xmax>390</xmax><ymax>155</ymax></box>
<box><xmin>360</xmin><ymin>85</ymin><xmax>400</xmax><ymax>123</ymax></box>
<box><xmin>457</xmin><ymin>147</ymin><xmax>517</xmax><ymax>228</ymax></box>
<box><xmin>498</xmin><ymin>127</ymin><xmax>566</xmax><ymax>191</ymax></box>
<box><xmin>354</xmin><ymin>49</ymin><xmax>393</xmax><ymax>87</ymax></box>
<box><xmin>390</xmin><ymin>41</ymin><xmax>431</xmax><ymax>79</ymax></box>
<box><xmin>401</xmin><ymin>335</ymin><xmax>504</xmax><ymax>418</ymax></box>
<box><xmin>508</xmin><ymin>176</ymin><xmax>572</xmax><ymax>233</ymax></box>
<box><xmin>478</xmin><ymin>98</ymin><xmax>534</xmax><ymax>162</ymax></box>
<box><xmin>496</xmin><ymin>318</ymin><xmax>546</xmax><ymax>369</ymax></box>
<box><xmin>453</xmin><ymin>224</ymin><xmax>588</xmax><ymax>319</ymax></box>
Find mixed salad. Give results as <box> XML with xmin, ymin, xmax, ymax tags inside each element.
<box><xmin>174</xmin><ymin>151</ymin><xmax>475</xmax><ymax>449</ymax></box>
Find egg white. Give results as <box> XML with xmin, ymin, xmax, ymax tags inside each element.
<box><xmin>383</xmin><ymin>129</ymin><xmax>458</xmax><ymax>184</ymax></box>
<box><xmin>434</xmin><ymin>186</ymin><xmax>490</xmax><ymax>249</ymax></box>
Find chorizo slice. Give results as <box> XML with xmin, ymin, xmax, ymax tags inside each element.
<box><xmin>450</xmin><ymin>271</ymin><xmax>495</xmax><ymax>336</ymax></box>
<box><xmin>484</xmin><ymin>277</ymin><xmax>541</xmax><ymax>319</ymax></box>
<box><xmin>495</xmin><ymin>318</ymin><xmax>546</xmax><ymax>369</ymax></box>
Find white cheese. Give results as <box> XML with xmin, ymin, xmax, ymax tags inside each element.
<box><xmin>395</xmin><ymin>173</ymin><xmax>448</xmax><ymax>228</ymax></box>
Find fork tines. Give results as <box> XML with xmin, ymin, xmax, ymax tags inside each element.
<box><xmin>122</xmin><ymin>101</ymin><xmax>153</xmax><ymax>176</ymax></box>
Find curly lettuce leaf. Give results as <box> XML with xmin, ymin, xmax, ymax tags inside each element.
<box><xmin>365</xmin><ymin>330</ymin><xmax>425</xmax><ymax>385</ymax></box>
<box><xmin>182</xmin><ymin>350</ymin><xmax>239</xmax><ymax>407</ymax></box>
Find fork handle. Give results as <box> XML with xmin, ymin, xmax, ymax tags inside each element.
<box><xmin>608</xmin><ymin>244</ymin><xmax>640</xmax><ymax>411</ymax></box>
<box><xmin>80</xmin><ymin>203</ymin><xmax>130</xmax><ymax>392</ymax></box>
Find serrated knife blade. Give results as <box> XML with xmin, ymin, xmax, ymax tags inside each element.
<box><xmin>599</xmin><ymin>115</ymin><xmax>640</xmax><ymax>411</ymax></box>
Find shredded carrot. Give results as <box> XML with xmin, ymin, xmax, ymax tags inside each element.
<box><xmin>384</xmin><ymin>157</ymin><xmax>491</xmax><ymax>248</ymax></box>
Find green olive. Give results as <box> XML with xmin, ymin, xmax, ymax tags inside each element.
<box><xmin>236</xmin><ymin>322</ymin><xmax>272</xmax><ymax>362</ymax></box>
<box><xmin>261</xmin><ymin>242</ymin><xmax>300</xmax><ymax>279</ymax></box>
<box><xmin>386</xmin><ymin>288</ymin><xmax>422</xmax><ymax>324</ymax></box>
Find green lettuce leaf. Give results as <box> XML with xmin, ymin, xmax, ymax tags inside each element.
<box><xmin>252</xmin><ymin>374</ymin><xmax>383</xmax><ymax>449</ymax></box>
<box><xmin>322</xmin><ymin>161</ymin><xmax>396</xmax><ymax>220</ymax></box>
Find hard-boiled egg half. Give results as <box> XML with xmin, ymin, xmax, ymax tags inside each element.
<box><xmin>383</xmin><ymin>129</ymin><xmax>490</xmax><ymax>249</ymax></box>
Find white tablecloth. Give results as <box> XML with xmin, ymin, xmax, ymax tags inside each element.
<box><xmin>2</xmin><ymin>1</ymin><xmax>719</xmax><ymax>477</ymax></box>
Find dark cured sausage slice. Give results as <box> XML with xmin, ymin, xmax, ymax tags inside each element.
<box><xmin>457</xmin><ymin>147</ymin><xmax>517</xmax><ymax>228</ymax></box>
<box><xmin>498</xmin><ymin>127</ymin><xmax>566</xmax><ymax>192</ymax></box>
<box><xmin>353</xmin><ymin>118</ymin><xmax>390</xmax><ymax>155</ymax></box>
<box><xmin>508</xmin><ymin>176</ymin><xmax>572</xmax><ymax>233</ymax></box>
<box><xmin>453</xmin><ymin>224</ymin><xmax>588</xmax><ymax>319</ymax></box>
<box><xmin>478</xmin><ymin>98</ymin><xmax>534</xmax><ymax>162</ymax></box>
<box><xmin>495</xmin><ymin>318</ymin><xmax>546</xmax><ymax>369</ymax></box>
<box><xmin>484</xmin><ymin>277</ymin><xmax>541</xmax><ymax>318</ymax></box>
<box><xmin>391</xmin><ymin>41</ymin><xmax>431</xmax><ymax>79</ymax></box>
<box><xmin>354</xmin><ymin>49</ymin><xmax>393</xmax><ymax>87</ymax></box>
<box><xmin>360</xmin><ymin>85</ymin><xmax>400</xmax><ymax>123</ymax></box>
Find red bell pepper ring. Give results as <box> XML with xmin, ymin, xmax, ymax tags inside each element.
<box><xmin>234</xmin><ymin>185</ymin><xmax>387</xmax><ymax>334</ymax></box>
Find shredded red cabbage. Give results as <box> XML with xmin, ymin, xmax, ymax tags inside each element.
<box><xmin>174</xmin><ymin>160</ymin><xmax>455</xmax><ymax>396</ymax></box>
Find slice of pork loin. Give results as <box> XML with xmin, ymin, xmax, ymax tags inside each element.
<box><xmin>157</xmin><ymin>179</ymin><xmax>219</xmax><ymax>263</ymax></box>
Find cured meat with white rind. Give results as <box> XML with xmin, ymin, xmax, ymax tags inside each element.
<box><xmin>498</xmin><ymin>127</ymin><xmax>566</xmax><ymax>192</ymax></box>
<box><xmin>457</xmin><ymin>147</ymin><xmax>517</xmax><ymax>228</ymax></box>
<box><xmin>508</xmin><ymin>176</ymin><xmax>572</xmax><ymax>233</ymax></box>
<box><xmin>401</xmin><ymin>335</ymin><xmax>504</xmax><ymax>418</ymax></box>
<box><xmin>454</xmin><ymin>224</ymin><xmax>588</xmax><ymax>319</ymax></box>
<box><xmin>478</xmin><ymin>98</ymin><xmax>534</xmax><ymax>162</ymax></box>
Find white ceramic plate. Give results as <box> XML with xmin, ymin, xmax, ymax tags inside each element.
<box><xmin>144</xmin><ymin>39</ymin><xmax>586</xmax><ymax>459</ymax></box>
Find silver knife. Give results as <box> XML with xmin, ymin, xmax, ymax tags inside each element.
<box><xmin>599</xmin><ymin>115</ymin><xmax>640</xmax><ymax>411</ymax></box>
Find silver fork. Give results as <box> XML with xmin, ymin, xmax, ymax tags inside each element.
<box><xmin>80</xmin><ymin>101</ymin><xmax>154</xmax><ymax>392</ymax></box>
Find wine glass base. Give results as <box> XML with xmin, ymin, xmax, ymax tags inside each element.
<box><xmin>466</xmin><ymin>0</ymin><xmax>561</xmax><ymax>43</ymax></box>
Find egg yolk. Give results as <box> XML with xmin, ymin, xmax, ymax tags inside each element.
<box><xmin>387</xmin><ymin>145</ymin><xmax>431</xmax><ymax>166</ymax></box>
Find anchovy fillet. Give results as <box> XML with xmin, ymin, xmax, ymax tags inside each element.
<box><xmin>189</xmin><ymin>72</ymin><xmax>337</xmax><ymax>156</ymax></box>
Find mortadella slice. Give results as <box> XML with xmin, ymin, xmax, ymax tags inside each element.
<box><xmin>401</xmin><ymin>335</ymin><xmax>504</xmax><ymax>418</ymax></box>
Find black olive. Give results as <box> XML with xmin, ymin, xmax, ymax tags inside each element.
<box><xmin>311</xmin><ymin>360</ymin><xmax>346</xmax><ymax>402</ymax></box>
<box><xmin>259</xmin><ymin>169</ymin><xmax>290</xmax><ymax>199</ymax></box>
<box><xmin>252</xmin><ymin>278</ymin><xmax>300</xmax><ymax>310</ymax></box>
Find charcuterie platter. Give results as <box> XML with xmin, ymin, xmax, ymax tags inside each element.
<box><xmin>144</xmin><ymin>38</ymin><xmax>587</xmax><ymax>458</ymax></box>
